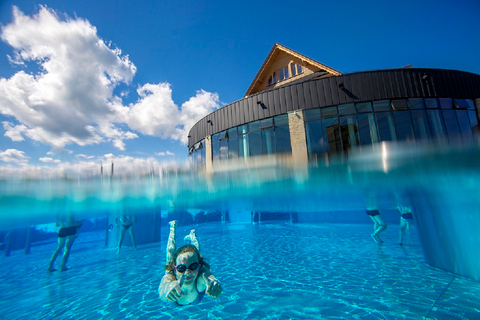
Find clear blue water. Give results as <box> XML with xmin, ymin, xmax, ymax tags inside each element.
<box><xmin>1</xmin><ymin>143</ymin><xmax>480</xmax><ymax>319</ymax></box>
<box><xmin>1</xmin><ymin>223</ymin><xmax>479</xmax><ymax>319</ymax></box>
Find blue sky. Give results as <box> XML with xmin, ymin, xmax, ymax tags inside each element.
<box><xmin>0</xmin><ymin>0</ymin><xmax>479</xmax><ymax>177</ymax></box>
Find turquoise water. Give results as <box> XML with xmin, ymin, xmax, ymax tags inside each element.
<box><xmin>1</xmin><ymin>143</ymin><xmax>480</xmax><ymax>318</ymax></box>
<box><xmin>1</xmin><ymin>223</ymin><xmax>479</xmax><ymax>319</ymax></box>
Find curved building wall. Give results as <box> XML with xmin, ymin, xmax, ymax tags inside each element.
<box><xmin>188</xmin><ymin>68</ymin><xmax>480</xmax><ymax>168</ymax></box>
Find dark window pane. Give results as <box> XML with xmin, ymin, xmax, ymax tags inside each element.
<box><xmin>376</xmin><ymin>112</ymin><xmax>396</xmax><ymax>141</ymax></box>
<box><xmin>284</xmin><ymin>67</ymin><xmax>289</xmax><ymax>79</ymax></box>
<box><xmin>468</xmin><ymin>110</ymin><xmax>478</xmax><ymax>128</ymax></box>
<box><xmin>305</xmin><ymin>120</ymin><xmax>327</xmax><ymax>154</ymax></box>
<box><xmin>304</xmin><ymin>108</ymin><xmax>321</xmax><ymax>122</ymax></box>
<box><xmin>357</xmin><ymin>113</ymin><xmax>379</xmax><ymax>145</ymax></box>
<box><xmin>391</xmin><ymin>99</ymin><xmax>409</xmax><ymax>110</ymax></box>
<box><xmin>279</xmin><ymin>68</ymin><xmax>285</xmax><ymax>81</ymax></box>
<box><xmin>212</xmin><ymin>133</ymin><xmax>220</xmax><ymax>162</ymax></box>
<box><xmin>274</xmin><ymin>114</ymin><xmax>289</xmax><ymax>126</ymax></box>
<box><xmin>453</xmin><ymin>99</ymin><xmax>472</xmax><ymax>109</ymax></box>
<box><xmin>261</xmin><ymin>128</ymin><xmax>275</xmax><ymax>154</ymax></box>
<box><xmin>394</xmin><ymin>111</ymin><xmax>415</xmax><ymax>141</ymax></box>
<box><xmin>228</xmin><ymin>133</ymin><xmax>238</xmax><ymax>159</ymax></box>
<box><xmin>291</xmin><ymin>64</ymin><xmax>297</xmax><ymax>76</ymax></box>
<box><xmin>339</xmin><ymin>115</ymin><xmax>359</xmax><ymax>151</ymax></box>
<box><xmin>469</xmin><ymin>110</ymin><xmax>480</xmax><ymax>140</ymax></box>
<box><xmin>249</xmin><ymin>131</ymin><xmax>262</xmax><ymax>156</ymax></box>
<box><xmin>427</xmin><ymin>110</ymin><xmax>447</xmax><ymax>142</ymax></box>
<box><xmin>249</xmin><ymin>120</ymin><xmax>260</xmax><ymax>132</ymax></box>
<box><xmin>356</xmin><ymin>102</ymin><xmax>373</xmax><ymax>113</ymax></box>
<box><xmin>273</xmin><ymin>72</ymin><xmax>277</xmax><ymax>84</ymax></box>
<box><xmin>373</xmin><ymin>100</ymin><xmax>390</xmax><ymax>111</ymax></box>
<box><xmin>260</xmin><ymin>118</ymin><xmax>274</xmax><ymax>129</ymax></box>
<box><xmin>322</xmin><ymin>106</ymin><xmax>338</xmax><ymax>118</ymax></box>
<box><xmin>439</xmin><ymin>98</ymin><xmax>453</xmax><ymax>109</ymax></box>
<box><xmin>425</xmin><ymin>98</ymin><xmax>439</xmax><ymax>109</ymax></box>
<box><xmin>442</xmin><ymin>110</ymin><xmax>460</xmax><ymax>143</ymax></box>
<box><xmin>322</xmin><ymin>117</ymin><xmax>341</xmax><ymax>154</ymax></box>
<box><xmin>456</xmin><ymin>110</ymin><xmax>473</xmax><ymax>144</ymax></box>
<box><xmin>411</xmin><ymin>110</ymin><xmax>431</xmax><ymax>141</ymax></box>
<box><xmin>275</xmin><ymin>125</ymin><xmax>291</xmax><ymax>153</ymax></box>
<box><xmin>338</xmin><ymin>103</ymin><xmax>355</xmax><ymax>115</ymax></box>
<box><xmin>298</xmin><ymin>65</ymin><xmax>303</xmax><ymax>74</ymax></box>
<box><xmin>408</xmin><ymin>98</ymin><xmax>424</xmax><ymax>109</ymax></box>
<box><xmin>219</xmin><ymin>130</ymin><xmax>228</xmax><ymax>141</ymax></box>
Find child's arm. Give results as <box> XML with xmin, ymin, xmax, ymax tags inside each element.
<box><xmin>200</xmin><ymin>267</ymin><xmax>222</xmax><ymax>298</ymax></box>
<box><xmin>158</xmin><ymin>273</ymin><xmax>183</xmax><ymax>302</ymax></box>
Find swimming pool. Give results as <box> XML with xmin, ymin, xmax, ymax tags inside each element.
<box><xmin>1</xmin><ymin>143</ymin><xmax>480</xmax><ymax>319</ymax></box>
<box><xmin>1</xmin><ymin>222</ymin><xmax>479</xmax><ymax>319</ymax></box>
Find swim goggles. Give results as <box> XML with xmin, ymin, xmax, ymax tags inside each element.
<box><xmin>175</xmin><ymin>262</ymin><xmax>200</xmax><ymax>273</ymax></box>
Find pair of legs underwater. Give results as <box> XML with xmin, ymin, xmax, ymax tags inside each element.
<box><xmin>166</xmin><ymin>221</ymin><xmax>200</xmax><ymax>263</ymax></box>
<box><xmin>368</xmin><ymin>211</ymin><xmax>387</xmax><ymax>244</ymax></box>
<box><xmin>47</xmin><ymin>234</ymin><xmax>77</xmax><ymax>272</ymax></box>
<box><xmin>117</xmin><ymin>225</ymin><xmax>136</xmax><ymax>254</ymax></box>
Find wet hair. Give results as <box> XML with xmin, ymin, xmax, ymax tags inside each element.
<box><xmin>165</xmin><ymin>245</ymin><xmax>210</xmax><ymax>273</ymax></box>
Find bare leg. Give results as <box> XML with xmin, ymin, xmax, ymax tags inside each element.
<box><xmin>166</xmin><ymin>221</ymin><xmax>177</xmax><ymax>264</ymax></box>
<box><xmin>184</xmin><ymin>229</ymin><xmax>200</xmax><ymax>252</ymax></box>
<box><xmin>370</xmin><ymin>215</ymin><xmax>387</xmax><ymax>243</ymax></box>
<box><xmin>117</xmin><ymin>227</ymin><xmax>126</xmax><ymax>254</ymax></box>
<box><xmin>399</xmin><ymin>217</ymin><xmax>408</xmax><ymax>245</ymax></box>
<box><xmin>60</xmin><ymin>235</ymin><xmax>76</xmax><ymax>271</ymax></box>
<box><xmin>48</xmin><ymin>237</ymin><xmax>66</xmax><ymax>272</ymax></box>
<box><xmin>128</xmin><ymin>227</ymin><xmax>137</xmax><ymax>250</ymax></box>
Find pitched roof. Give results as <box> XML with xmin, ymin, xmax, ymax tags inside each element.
<box><xmin>244</xmin><ymin>43</ymin><xmax>342</xmax><ymax>97</ymax></box>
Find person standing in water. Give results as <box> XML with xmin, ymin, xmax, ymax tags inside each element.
<box><xmin>398</xmin><ymin>205</ymin><xmax>414</xmax><ymax>245</ymax></box>
<box><xmin>158</xmin><ymin>221</ymin><xmax>222</xmax><ymax>305</ymax></box>
<box><xmin>47</xmin><ymin>213</ymin><xmax>83</xmax><ymax>272</ymax></box>
<box><xmin>366</xmin><ymin>192</ymin><xmax>387</xmax><ymax>244</ymax></box>
<box><xmin>115</xmin><ymin>214</ymin><xmax>137</xmax><ymax>254</ymax></box>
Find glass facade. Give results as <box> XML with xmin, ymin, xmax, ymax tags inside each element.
<box><xmin>304</xmin><ymin>98</ymin><xmax>478</xmax><ymax>160</ymax></box>
<box><xmin>190</xmin><ymin>97</ymin><xmax>479</xmax><ymax>168</ymax></box>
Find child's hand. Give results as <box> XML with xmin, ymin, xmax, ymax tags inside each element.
<box><xmin>202</xmin><ymin>273</ymin><xmax>222</xmax><ymax>298</ymax></box>
<box><xmin>166</xmin><ymin>275</ymin><xmax>184</xmax><ymax>302</ymax></box>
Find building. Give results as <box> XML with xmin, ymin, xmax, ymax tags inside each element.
<box><xmin>188</xmin><ymin>43</ymin><xmax>480</xmax><ymax>171</ymax></box>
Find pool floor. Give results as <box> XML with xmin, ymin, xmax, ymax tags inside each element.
<box><xmin>1</xmin><ymin>222</ymin><xmax>479</xmax><ymax>319</ymax></box>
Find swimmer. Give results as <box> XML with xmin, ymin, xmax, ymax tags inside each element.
<box><xmin>398</xmin><ymin>205</ymin><xmax>414</xmax><ymax>246</ymax></box>
<box><xmin>116</xmin><ymin>214</ymin><xmax>137</xmax><ymax>254</ymax></box>
<box><xmin>158</xmin><ymin>221</ymin><xmax>222</xmax><ymax>305</ymax></box>
<box><xmin>366</xmin><ymin>193</ymin><xmax>387</xmax><ymax>244</ymax></box>
<box><xmin>47</xmin><ymin>213</ymin><xmax>83</xmax><ymax>272</ymax></box>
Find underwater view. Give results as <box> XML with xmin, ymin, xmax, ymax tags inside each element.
<box><xmin>1</xmin><ymin>143</ymin><xmax>480</xmax><ymax>319</ymax></box>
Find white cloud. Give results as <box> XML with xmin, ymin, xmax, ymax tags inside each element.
<box><xmin>0</xmin><ymin>148</ymin><xmax>29</xmax><ymax>163</ymax></box>
<box><xmin>156</xmin><ymin>150</ymin><xmax>175</xmax><ymax>156</ymax></box>
<box><xmin>39</xmin><ymin>157</ymin><xmax>61</xmax><ymax>163</ymax></box>
<box><xmin>0</xmin><ymin>6</ymin><xmax>219</xmax><ymax>152</ymax></box>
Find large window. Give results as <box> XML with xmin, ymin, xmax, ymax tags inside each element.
<box><xmin>210</xmin><ymin>115</ymin><xmax>292</xmax><ymax>163</ymax></box>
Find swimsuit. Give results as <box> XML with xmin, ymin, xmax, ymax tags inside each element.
<box><xmin>58</xmin><ymin>226</ymin><xmax>78</xmax><ymax>238</ymax></box>
<box><xmin>175</xmin><ymin>276</ymin><xmax>206</xmax><ymax>306</ymax></box>
<box><xmin>122</xmin><ymin>224</ymin><xmax>132</xmax><ymax>230</ymax></box>
<box><xmin>401</xmin><ymin>211</ymin><xmax>413</xmax><ymax>220</ymax></box>
<box><xmin>366</xmin><ymin>209</ymin><xmax>380</xmax><ymax>216</ymax></box>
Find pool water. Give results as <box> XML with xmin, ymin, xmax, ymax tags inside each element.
<box><xmin>1</xmin><ymin>221</ymin><xmax>479</xmax><ymax>319</ymax></box>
